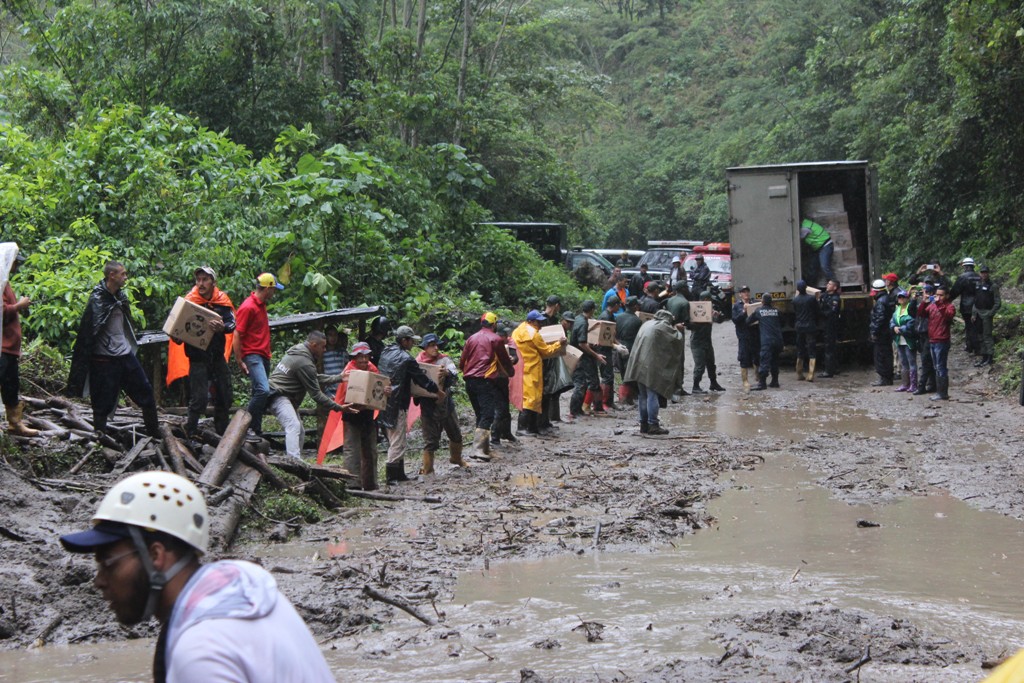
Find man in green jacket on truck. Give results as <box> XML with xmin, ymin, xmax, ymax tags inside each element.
<box><xmin>267</xmin><ymin>330</ymin><xmax>348</xmax><ymax>459</ymax></box>
<box><xmin>800</xmin><ymin>218</ymin><xmax>835</xmax><ymax>283</ymax></box>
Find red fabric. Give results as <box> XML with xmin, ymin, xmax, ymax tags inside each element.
<box><xmin>166</xmin><ymin>286</ymin><xmax>236</xmax><ymax>385</ymax></box>
<box><xmin>920</xmin><ymin>299</ymin><xmax>956</xmax><ymax>342</ymax></box>
<box><xmin>317</xmin><ymin>359</ymin><xmax>379</xmax><ymax>464</ymax></box>
<box><xmin>234</xmin><ymin>291</ymin><xmax>271</xmax><ymax>359</ymax></box>
<box><xmin>509</xmin><ymin>345</ymin><xmax>525</xmax><ymax>410</ymax></box>
<box><xmin>2</xmin><ymin>283</ymin><xmax>22</xmax><ymax>356</ymax></box>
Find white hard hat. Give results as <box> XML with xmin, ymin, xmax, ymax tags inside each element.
<box><xmin>961</xmin><ymin>257</ymin><xmax>975</xmax><ymax>266</ymax></box>
<box><xmin>871</xmin><ymin>279</ymin><xmax>886</xmax><ymax>290</ymax></box>
<box><xmin>92</xmin><ymin>471</ymin><xmax>209</xmax><ymax>553</ymax></box>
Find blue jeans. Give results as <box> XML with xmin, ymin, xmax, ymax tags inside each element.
<box><xmin>637</xmin><ymin>383</ymin><xmax>660</xmax><ymax>426</ymax></box>
<box><xmin>896</xmin><ymin>344</ymin><xmax>917</xmax><ymax>378</ymax></box>
<box><xmin>244</xmin><ymin>354</ymin><xmax>271</xmax><ymax>433</ymax></box>
<box><xmin>819</xmin><ymin>241</ymin><xmax>835</xmax><ymax>281</ymax></box>
<box><xmin>930</xmin><ymin>341</ymin><xmax>950</xmax><ymax>379</ymax></box>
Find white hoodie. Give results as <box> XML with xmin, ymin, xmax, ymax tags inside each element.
<box><xmin>165</xmin><ymin>560</ymin><xmax>335</xmax><ymax>682</ymax></box>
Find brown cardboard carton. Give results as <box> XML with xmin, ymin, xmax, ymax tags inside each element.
<box><xmin>163</xmin><ymin>297</ymin><xmax>223</xmax><ymax>350</ymax></box>
<box><xmin>805</xmin><ymin>286</ymin><xmax>821</xmax><ymax>295</ymax></box>
<box><xmin>539</xmin><ymin>325</ymin><xmax>567</xmax><ymax>344</ymax></box>
<box><xmin>587</xmin><ymin>320</ymin><xmax>616</xmax><ymax>346</ymax></box>
<box><xmin>345</xmin><ymin>370</ymin><xmax>390</xmax><ymax>411</ymax></box>
<box><xmin>690</xmin><ymin>301</ymin><xmax>713</xmax><ymax>324</ymax></box>
<box><xmin>831</xmin><ymin>231</ymin><xmax>854</xmax><ymax>250</ymax></box>
<box><xmin>802</xmin><ymin>194</ymin><xmax>845</xmax><ymax>216</ymax></box>
<box><xmin>834</xmin><ymin>247</ymin><xmax>859</xmax><ymax>266</ymax></box>
<box><xmin>744</xmin><ymin>302</ymin><xmax>763</xmax><ymax>317</ymax></box>
<box><xmin>411</xmin><ymin>362</ymin><xmax>444</xmax><ymax>398</ymax></box>
<box><xmin>835</xmin><ymin>265</ymin><xmax>865</xmax><ymax>286</ymax></box>
<box><xmin>563</xmin><ymin>345</ymin><xmax>584</xmax><ymax>374</ymax></box>
<box><xmin>637</xmin><ymin>311</ymin><xmax>656</xmax><ymax>322</ymax></box>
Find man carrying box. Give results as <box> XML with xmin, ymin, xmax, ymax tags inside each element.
<box><xmin>460</xmin><ymin>312</ymin><xmax>515</xmax><ymax>459</ymax></box>
<box><xmin>266</xmin><ymin>330</ymin><xmax>347</xmax><ymax>460</ymax></box>
<box><xmin>690</xmin><ymin>291</ymin><xmax>725</xmax><ymax>393</ymax></box>
<box><xmin>800</xmin><ymin>218</ymin><xmax>835</xmax><ymax>283</ymax></box>
<box><xmin>379</xmin><ymin>325</ymin><xmax>442</xmax><ymax>482</ymax></box>
<box><xmin>568</xmin><ymin>300</ymin><xmax>606</xmax><ymax>418</ymax></box>
<box><xmin>415</xmin><ymin>333</ymin><xmax>466</xmax><ymax>474</ymax></box>
<box><xmin>179</xmin><ymin>266</ymin><xmax>235</xmax><ymax>439</ymax></box>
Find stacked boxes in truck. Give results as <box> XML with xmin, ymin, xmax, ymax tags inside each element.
<box><xmin>726</xmin><ymin>161</ymin><xmax>880</xmax><ymax>351</ymax></box>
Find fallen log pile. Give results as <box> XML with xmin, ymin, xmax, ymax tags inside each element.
<box><xmin>12</xmin><ymin>397</ymin><xmax>357</xmax><ymax>549</ymax></box>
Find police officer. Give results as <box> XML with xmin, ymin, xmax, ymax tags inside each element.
<box><xmin>791</xmin><ymin>279</ymin><xmax>820</xmax><ymax>381</ymax></box>
<box><xmin>639</xmin><ymin>282</ymin><xmax>664</xmax><ymax>314</ymax></box>
<box><xmin>950</xmin><ymin>257</ymin><xmax>982</xmax><ymax>356</ymax></box>
<box><xmin>868</xmin><ymin>277</ymin><xmax>895</xmax><ymax>386</ymax></box>
<box><xmin>731</xmin><ymin>285</ymin><xmax>758</xmax><ymax>391</ymax></box>
<box><xmin>749</xmin><ymin>294</ymin><xmax>783</xmax><ymax>390</ymax></box>
<box><xmin>597</xmin><ymin>297</ymin><xmax>621</xmax><ymax>410</ymax></box>
<box><xmin>818</xmin><ymin>279</ymin><xmax>842</xmax><ymax>378</ymax></box>
<box><xmin>568</xmin><ymin>300</ymin><xmax>606</xmax><ymax>418</ymax></box>
<box><xmin>690</xmin><ymin>291</ymin><xmax>725</xmax><ymax>393</ymax></box>
<box><xmin>972</xmin><ymin>265</ymin><xmax>1001</xmax><ymax>367</ymax></box>
<box><xmin>690</xmin><ymin>254</ymin><xmax>712</xmax><ymax>299</ymax></box>
<box><xmin>664</xmin><ymin>280</ymin><xmax>691</xmax><ymax>399</ymax></box>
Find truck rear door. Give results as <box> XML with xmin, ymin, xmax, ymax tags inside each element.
<box><xmin>727</xmin><ymin>170</ymin><xmax>799</xmax><ymax>300</ymax></box>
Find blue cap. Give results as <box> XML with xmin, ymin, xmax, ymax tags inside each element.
<box><xmin>896</xmin><ymin>289</ymin><xmax>909</xmax><ymax>298</ymax></box>
<box><xmin>420</xmin><ymin>333</ymin><xmax>443</xmax><ymax>348</ymax></box>
<box><xmin>526</xmin><ymin>310</ymin><xmax>545</xmax><ymax>322</ymax></box>
<box><xmin>796</xmin><ymin>279</ymin><xmax>807</xmax><ymax>290</ymax></box>
<box><xmin>60</xmin><ymin>520</ymin><xmax>133</xmax><ymax>553</ymax></box>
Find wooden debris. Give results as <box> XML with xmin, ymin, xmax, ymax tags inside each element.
<box><xmin>198</xmin><ymin>410</ymin><xmax>252</xmax><ymax>487</ymax></box>
<box><xmin>362</xmin><ymin>585</ymin><xmax>437</xmax><ymax>626</ymax></box>
<box><xmin>348</xmin><ymin>490</ymin><xmax>442</xmax><ymax>504</ymax></box>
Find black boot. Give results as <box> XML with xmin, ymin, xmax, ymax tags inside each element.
<box><xmin>386</xmin><ymin>460</ymin><xmax>411</xmax><ymax>483</ymax></box>
<box><xmin>768</xmin><ymin>372</ymin><xmax>780</xmax><ymax>388</ymax></box>
<box><xmin>912</xmin><ymin>380</ymin><xmax>930</xmax><ymax>396</ymax></box>
<box><xmin>870</xmin><ymin>375</ymin><xmax>893</xmax><ymax>387</ymax></box>
<box><xmin>640</xmin><ymin>421</ymin><xmax>649</xmax><ymax>434</ymax></box>
<box><xmin>708</xmin><ymin>369</ymin><xmax>726</xmax><ymax>392</ymax></box>
<box><xmin>142</xmin><ymin>406</ymin><xmax>161</xmax><ymax>438</ymax></box>
<box><xmin>752</xmin><ymin>374</ymin><xmax>768</xmax><ymax>391</ymax></box>
<box><xmin>931</xmin><ymin>376</ymin><xmax>949</xmax><ymax>401</ymax></box>
<box><xmin>691</xmin><ymin>379</ymin><xmax>707</xmax><ymax>395</ymax></box>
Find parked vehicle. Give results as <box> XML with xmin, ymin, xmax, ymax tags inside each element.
<box><xmin>565</xmin><ymin>247</ymin><xmax>615</xmax><ymax>279</ymax></box>
<box><xmin>586</xmin><ymin>248</ymin><xmax>645</xmax><ymax>267</ymax></box>
<box><xmin>621</xmin><ymin>240</ymin><xmax>703</xmax><ymax>282</ymax></box>
<box><xmin>726</xmin><ymin>160</ymin><xmax>880</xmax><ymax>349</ymax></box>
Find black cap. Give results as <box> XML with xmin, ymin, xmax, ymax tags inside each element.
<box><xmin>581</xmin><ymin>299</ymin><xmax>596</xmax><ymax>312</ymax></box>
<box><xmin>546</xmin><ymin>295</ymin><xmax>561</xmax><ymax>306</ymax></box>
<box><xmin>738</xmin><ymin>285</ymin><xmax>750</xmax><ymax>292</ymax></box>
<box><xmin>561</xmin><ymin>311</ymin><xmax>576</xmax><ymax>322</ymax></box>
<box><xmin>979</xmin><ymin>264</ymin><xmax>990</xmax><ymax>273</ymax></box>
<box><xmin>625</xmin><ymin>296</ymin><xmax>639</xmax><ymax>306</ymax></box>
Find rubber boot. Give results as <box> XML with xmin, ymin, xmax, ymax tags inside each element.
<box><xmin>806</xmin><ymin>359</ymin><xmax>816</xmax><ymax>383</ymax></box>
<box><xmin>386</xmin><ymin>460</ymin><xmax>410</xmax><ymax>483</ymax></box>
<box><xmin>752</xmin><ymin>374</ymin><xmax>768</xmax><ymax>391</ymax></box>
<box><xmin>895</xmin><ymin>372</ymin><xmax>910</xmax><ymax>392</ymax></box>
<box><xmin>741</xmin><ymin>368</ymin><xmax>750</xmax><ymax>392</ymax></box>
<box><xmin>708</xmin><ymin>369</ymin><xmax>725</xmax><ymax>392</ymax></box>
<box><xmin>5</xmin><ymin>402</ymin><xmax>39</xmax><ymax>437</ymax></box>
<box><xmin>618</xmin><ymin>384</ymin><xmax>633</xmax><ymax>406</ymax></box>
<box><xmin>142</xmin><ymin>406</ymin><xmax>161</xmax><ymax>439</ymax></box>
<box><xmin>931</xmin><ymin>376</ymin><xmax>949</xmax><ymax>401</ymax></box>
<box><xmin>602</xmin><ymin>384</ymin><xmax>616</xmax><ymax>410</ymax></box>
<box><xmin>449</xmin><ymin>440</ymin><xmax>470</xmax><ymax>468</ymax></box>
<box><xmin>691</xmin><ymin>379</ymin><xmax>706</xmax><ymax>395</ymax></box>
<box><xmin>591</xmin><ymin>391</ymin><xmax>607</xmax><ymax>415</ymax></box>
<box><xmin>419</xmin><ymin>449</ymin><xmax>435</xmax><ymax>476</ymax></box>
<box><xmin>582</xmin><ymin>390</ymin><xmax>593</xmax><ymax>415</ymax></box>
<box><xmin>769</xmin><ymin>371</ymin><xmax>780</xmax><ymax>388</ymax></box>
<box><xmin>470</xmin><ymin>428</ymin><xmax>491</xmax><ymax>460</ymax></box>
<box><xmin>908</xmin><ymin>370</ymin><xmax>917</xmax><ymax>394</ymax></box>
<box><xmin>795</xmin><ymin>358</ymin><xmax>805</xmax><ymax>381</ymax></box>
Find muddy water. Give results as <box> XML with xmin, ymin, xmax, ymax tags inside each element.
<box><xmin>6</xmin><ymin>390</ymin><xmax>1024</xmax><ymax>681</ymax></box>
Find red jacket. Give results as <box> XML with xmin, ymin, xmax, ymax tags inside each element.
<box><xmin>234</xmin><ymin>292</ymin><xmax>271</xmax><ymax>359</ymax></box>
<box><xmin>2</xmin><ymin>283</ymin><xmax>22</xmax><ymax>356</ymax></box>
<box><xmin>459</xmin><ymin>327</ymin><xmax>513</xmax><ymax>379</ymax></box>
<box><xmin>919</xmin><ymin>299</ymin><xmax>956</xmax><ymax>342</ymax></box>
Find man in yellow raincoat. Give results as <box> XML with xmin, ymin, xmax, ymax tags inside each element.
<box><xmin>511</xmin><ymin>310</ymin><xmax>566</xmax><ymax>436</ymax></box>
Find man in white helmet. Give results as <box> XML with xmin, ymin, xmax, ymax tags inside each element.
<box><xmin>60</xmin><ymin>471</ymin><xmax>335</xmax><ymax>682</ymax></box>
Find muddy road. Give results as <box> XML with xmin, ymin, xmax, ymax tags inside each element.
<box><xmin>2</xmin><ymin>323</ymin><xmax>1023</xmax><ymax>682</ymax></box>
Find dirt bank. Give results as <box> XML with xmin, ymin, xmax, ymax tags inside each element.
<box><xmin>1</xmin><ymin>323</ymin><xmax>1022</xmax><ymax>681</ymax></box>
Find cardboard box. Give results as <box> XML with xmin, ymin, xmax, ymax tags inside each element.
<box><xmin>345</xmin><ymin>370</ymin><xmax>390</xmax><ymax>411</ymax></box>
<box><xmin>637</xmin><ymin>311</ymin><xmax>656</xmax><ymax>322</ymax></box>
<box><xmin>163</xmin><ymin>297</ymin><xmax>222</xmax><ymax>350</ymax></box>
<box><xmin>539</xmin><ymin>324</ymin><xmax>567</xmax><ymax>344</ymax></box>
<box><xmin>834</xmin><ymin>247</ymin><xmax>859</xmax><ymax>267</ymax></box>
<box><xmin>744</xmin><ymin>302</ymin><xmax>763</xmax><ymax>317</ymax></box>
<box><xmin>563</xmin><ymin>345</ymin><xmax>584</xmax><ymax>375</ymax></box>
<box><xmin>805</xmin><ymin>286</ymin><xmax>821</xmax><ymax>295</ymax></box>
<box><xmin>587</xmin><ymin>320</ymin><xmax>616</xmax><ymax>346</ymax></box>
<box><xmin>411</xmin><ymin>362</ymin><xmax>444</xmax><ymax>398</ymax></box>
<box><xmin>690</xmin><ymin>301</ymin><xmax>713</xmax><ymax>324</ymax></box>
<box><xmin>802</xmin><ymin>194</ymin><xmax>845</xmax><ymax>216</ymax></box>
<box><xmin>831</xmin><ymin>231</ymin><xmax>854</xmax><ymax>250</ymax></box>
<box><xmin>835</xmin><ymin>265</ymin><xmax>865</xmax><ymax>286</ymax></box>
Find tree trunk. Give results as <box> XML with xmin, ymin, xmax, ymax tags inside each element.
<box><xmin>198</xmin><ymin>410</ymin><xmax>252</xmax><ymax>488</ymax></box>
<box><xmin>453</xmin><ymin>0</ymin><xmax>472</xmax><ymax>146</ymax></box>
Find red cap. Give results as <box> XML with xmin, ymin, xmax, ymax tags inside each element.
<box><xmin>882</xmin><ymin>273</ymin><xmax>898</xmax><ymax>282</ymax></box>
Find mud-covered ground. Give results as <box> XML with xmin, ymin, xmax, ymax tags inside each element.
<box><xmin>2</xmin><ymin>324</ymin><xmax>1023</xmax><ymax>681</ymax></box>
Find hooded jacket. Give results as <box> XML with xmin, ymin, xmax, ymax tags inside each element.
<box><xmin>67</xmin><ymin>280</ymin><xmax>140</xmax><ymax>397</ymax></box>
<box><xmin>159</xmin><ymin>560</ymin><xmax>334</xmax><ymax>683</ymax></box>
<box><xmin>623</xmin><ymin>310</ymin><xmax>684</xmax><ymax>399</ymax></box>
<box><xmin>268</xmin><ymin>342</ymin><xmax>343</xmax><ymax>411</ymax></box>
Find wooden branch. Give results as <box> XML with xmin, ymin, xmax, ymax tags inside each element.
<box><xmin>347</xmin><ymin>490</ymin><xmax>441</xmax><ymax>504</ymax></box>
<box><xmin>69</xmin><ymin>446</ymin><xmax>98</xmax><ymax>475</ymax></box>
<box><xmin>198</xmin><ymin>410</ymin><xmax>251</xmax><ymax>488</ymax></box>
<box><xmin>362</xmin><ymin>585</ymin><xmax>437</xmax><ymax>626</ymax></box>
<box><xmin>158</xmin><ymin>424</ymin><xmax>191</xmax><ymax>476</ymax></box>
<box><xmin>111</xmin><ymin>437</ymin><xmax>153</xmax><ymax>476</ymax></box>
<box><xmin>208</xmin><ymin>463</ymin><xmax>261</xmax><ymax>552</ymax></box>
<box><xmin>265</xmin><ymin>456</ymin><xmax>356</xmax><ymax>483</ymax></box>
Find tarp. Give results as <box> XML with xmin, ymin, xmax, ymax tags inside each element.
<box><xmin>0</xmin><ymin>243</ymin><xmax>19</xmax><ymax>356</ymax></box>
